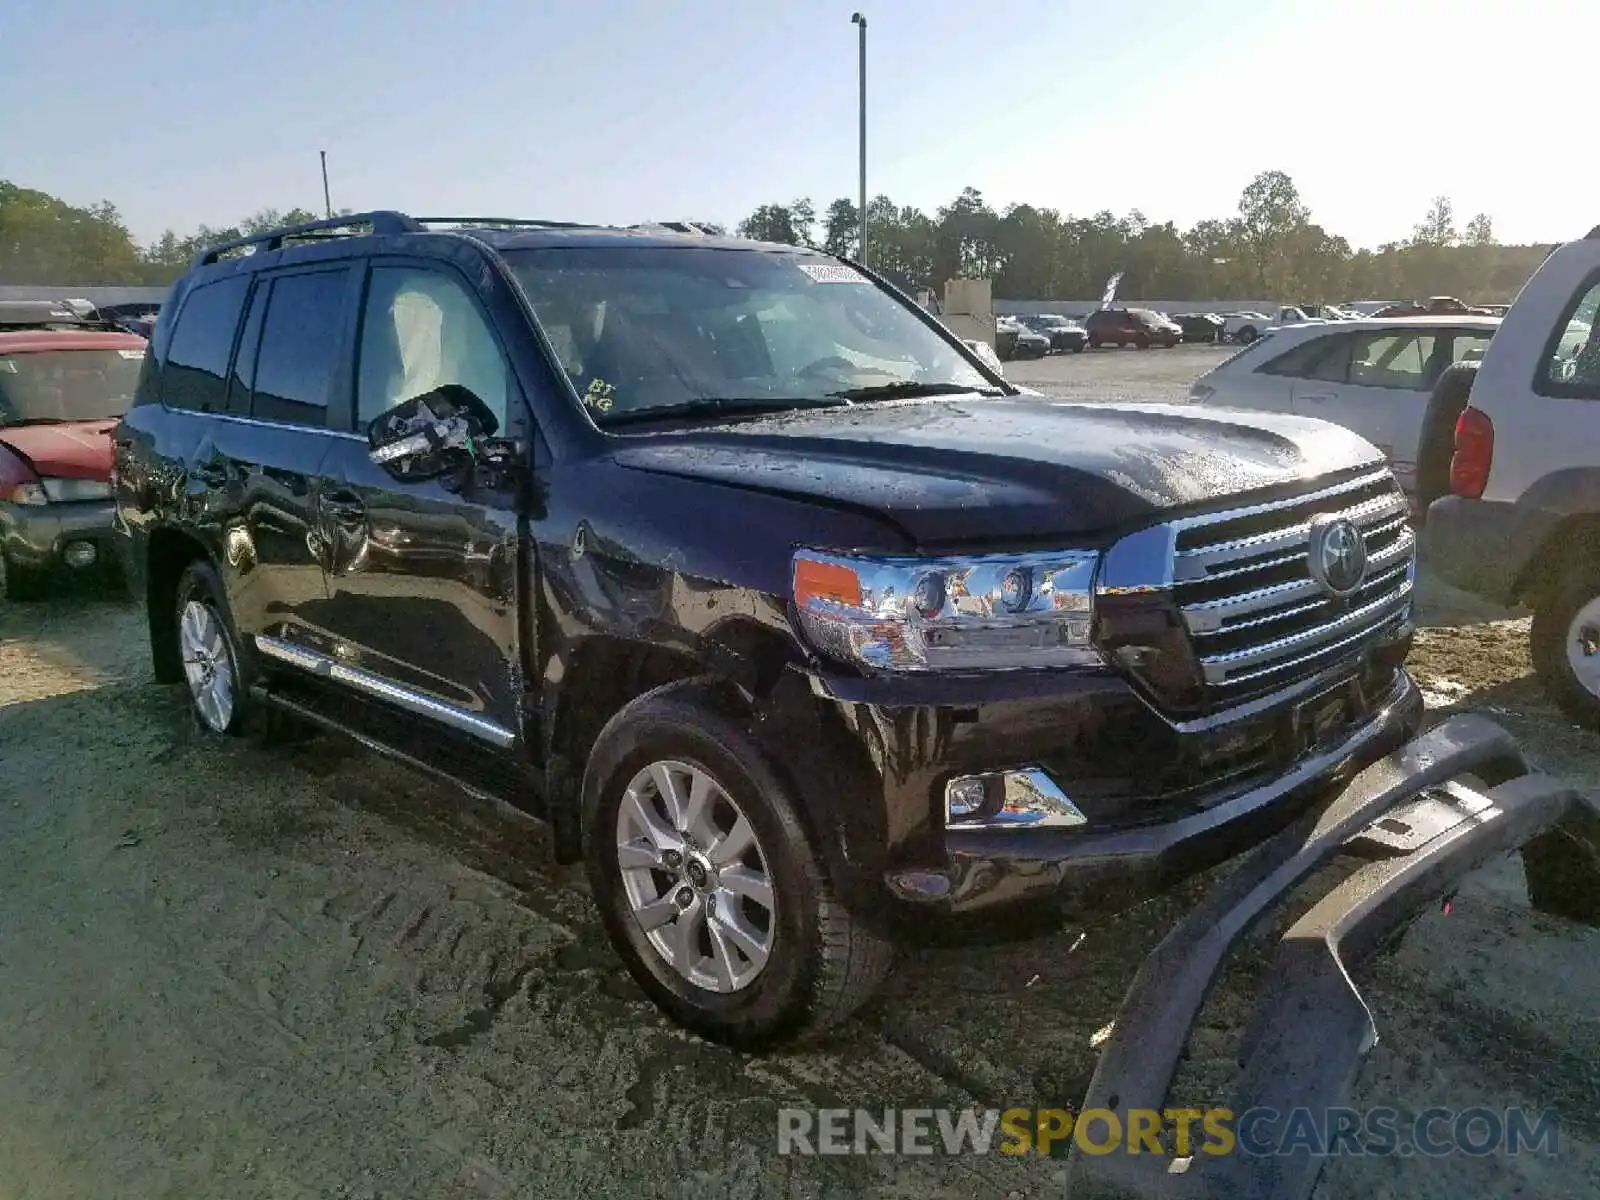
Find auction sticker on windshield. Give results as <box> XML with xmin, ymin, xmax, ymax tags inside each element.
<box><xmin>798</xmin><ymin>263</ymin><xmax>868</xmax><ymax>284</ymax></box>
<box><xmin>118</xmin><ymin>349</ymin><xmax>146</xmax><ymax>359</ymax></box>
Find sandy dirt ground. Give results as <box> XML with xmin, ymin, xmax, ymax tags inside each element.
<box><xmin>2</xmin><ymin>350</ymin><xmax>1596</xmax><ymax>1198</ymax></box>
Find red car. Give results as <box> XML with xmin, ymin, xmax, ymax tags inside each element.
<box><xmin>0</xmin><ymin>309</ymin><xmax>147</xmax><ymax>599</ymax></box>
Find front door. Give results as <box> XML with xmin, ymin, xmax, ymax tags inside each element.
<box><xmin>312</xmin><ymin>261</ymin><xmax>526</xmax><ymax>749</ymax></box>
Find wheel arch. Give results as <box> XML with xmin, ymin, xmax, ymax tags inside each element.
<box><xmin>144</xmin><ymin>525</ymin><xmax>216</xmax><ymax>683</ymax></box>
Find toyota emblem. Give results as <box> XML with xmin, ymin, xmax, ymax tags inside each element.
<box><xmin>1307</xmin><ymin>514</ymin><xmax>1367</xmax><ymax>598</ymax></box>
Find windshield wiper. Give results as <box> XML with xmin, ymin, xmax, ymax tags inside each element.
<box><xmin>0</xmin><ymin>417</ymin><xmax>69</xmax><ymax>427</ymax></box>
<box><xmin>826</xmin><ymin>381</ymin><xmax>1006</xmax><ymax>402</ymax></box>
<box><xmin>597</xmin><ymin>396</ymin><xmax>853</xmax><ymax>427</ymax></box>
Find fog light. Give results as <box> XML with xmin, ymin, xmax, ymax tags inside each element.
<box><xmin>62</xmin><ymin>541</ymin><xmax>97</xmax><ymax>568</ymax></box>
<box><xmin>945</xmin><ymin>768</ymin><xmax>1087</xmax><ymax>829</ymax></box>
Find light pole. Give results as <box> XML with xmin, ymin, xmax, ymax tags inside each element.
<box><xmin>850</xmin><ymin>12</ymin><xmax>867</xmax><ymax>265</ymax></box>
<box><xmin>320</xmin><ymin>150</ymin><xmax>332</xmax><ymax>219</ymax></box>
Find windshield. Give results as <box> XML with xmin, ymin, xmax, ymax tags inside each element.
<box><xmin>502</xmin><ymin>247</ymin><xmax>993</xmax><ymax>423</ymax></box>
<box><xmin>0</xmin><ymin>348</ymin><xmax>144</xmax><ymax>424</ymax></box>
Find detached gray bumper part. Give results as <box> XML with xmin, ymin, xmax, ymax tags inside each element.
<box><xmin>1063</xmin><ymin>713</ymin><xmax>1599</xmax><ymax>1200</ymax></box>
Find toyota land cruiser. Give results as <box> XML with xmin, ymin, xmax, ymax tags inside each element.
<box><xmin>114</xmin><ymin>212</ymin><xmax>1448</xmax><ymax>1052</ymax></box>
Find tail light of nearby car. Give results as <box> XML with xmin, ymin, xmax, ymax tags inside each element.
<box><xmin>1449</xmin><ymin>406</ymin><xmax>1494</xmax><ymax>498</ymax></box>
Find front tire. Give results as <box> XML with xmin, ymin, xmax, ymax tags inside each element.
<box><xmin>1531</xmin><ymin>554</ymin><xmax>1600</xmax><ymax>727</ymax></box>
<box><xmin>174</xmin><ymin>559</ymin><xmax>251</xmax><ymax>735</ymax></box>
<box><xmin>584</xmin><ymin>685</ymin><xmax>895</xmax><ymax>1048</ymax></box>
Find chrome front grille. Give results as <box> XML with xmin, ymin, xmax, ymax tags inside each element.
<box><xmin>1171</xmin><ymin>470</ymin><xmax>1415</xmax><ymax>696</ymax></box>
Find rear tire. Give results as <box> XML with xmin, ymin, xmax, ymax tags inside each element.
<box><xmin>1239</xmin><ymin>326</ymin><xmax>1259</xmax><ymax>343</ymax></box>
<box><xmin>173</xmin><ymin>559</ymin><xmax>252</xmax><ymax>736</ymax></box>
<box><xmin>583</xmin><ymin>684</ymin><xmax>895</xmax><ymax>1048</ymax></box>
<box><xmin>0</xmin><ymin>553</ymin><xmax>47</xmax><ymax>602</ymax></box>
<box><xmin>1530</xmin><ymin>552</ymin><xmax>1600</xmax><ymax>728</ymax></box>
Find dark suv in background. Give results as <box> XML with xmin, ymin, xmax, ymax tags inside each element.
<box><xmin>113</xmin><ymin>210</ymin><xmax>1480</xmax><ymax>1053</ymax></box>
<box><xmin>1084</xmin><ymin>306</ymin><xmax>1182</xmax><ymax>349</ymax></box>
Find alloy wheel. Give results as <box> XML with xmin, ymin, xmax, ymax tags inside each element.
<box><xmin>179</xmin><ymin>599</ymin><xmax>236</xmax><ymax>732</ymax></box>
<box><xmin>614</xmin><ymin>759</ymin><xmax>777</xmax><ymax>993</ymax></box>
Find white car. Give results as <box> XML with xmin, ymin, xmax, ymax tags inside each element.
<box><xmin>1424</xmin><ymin>227</ymin><xmax>1600</xmax><ymax>723</ymax></box>
<box><xmin>1189</xmin><ymin>315</ymin><xmax>1500</xmax><ymax>493</ymax></box>
<box><xmin>1220</xmin><ymin>307</ymin><xmax>1313</xmax><ymax>343</ymax></box>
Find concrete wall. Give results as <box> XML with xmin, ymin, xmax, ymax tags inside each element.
<box><xmin>995</xmin><ymin>297</ymin><xmax>1284</xmax><ymax>318</ymax></box>
<box><xmin>0</xmin><ymin>284</ymin><xmax>170</xmax><ymax>307</ymax></box>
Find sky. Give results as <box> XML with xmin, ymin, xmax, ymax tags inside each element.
<box><xmin>4</xmin><ymin>0</ymin><xmax>1594</xmax><ymax>250</ymax></box>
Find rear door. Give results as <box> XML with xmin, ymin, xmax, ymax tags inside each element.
<box><xmin>311</xmin><ymin>258</ymin><xmax>525</xmax><ymax>748</ymax></box>
<box><xmin>217</xmin><ymin>264</ymin><xmax>359</xmax><ymax>647</ymax></box>
<box><xmin>1302</xmin><ymin>327</ymin><xmax>1475</xmax><ymax>491</ymax></box>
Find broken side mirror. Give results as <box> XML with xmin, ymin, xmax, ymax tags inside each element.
<box><xmin>367</xmin><ymin>384</ymin><xmax>501</xmax><ymax>484</ymax></box>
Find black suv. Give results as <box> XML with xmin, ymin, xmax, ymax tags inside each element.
<box><xmin>113</xmin><ymin>211</ymin><xmax>1428</xmax><ymax>1047</ymax></box>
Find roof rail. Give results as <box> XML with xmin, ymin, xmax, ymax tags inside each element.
<box><xmin>628</xmin><ymin>221</ymin><xmax>721</xmax><ymax>236</ymax></box>
<box><xmin>193</xmin><ymin>210</ymin><xmax>421</xmax><ymax>267</ymax></box>
<box><xmin>410</xmin><ymin>216</ymin><xmax>602</xmax><ymax>231</ymax></box>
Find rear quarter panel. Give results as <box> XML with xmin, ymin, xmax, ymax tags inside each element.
<box><xmin>1472</xmin><ymin>242</ymin><xmax>1600</xmax><ymax>502</ymax></box>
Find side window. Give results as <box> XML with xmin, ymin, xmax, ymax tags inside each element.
<box><xmin>162</xmin><ymin>275</ymin><xmax>249</xmax><ymax>412</ymax></box>
<box><xmin>1537</xmin><ymin>275</ymin><xmax>1600</xmax><ymax>399</ymax></box>
<box><xmin>1446</xmin><ymin>330</ymin><xmax>1494</xmax><ymax>367</ymax></box>
<box><xmin>1347</xmin><ymin>331</ymin><xmax>1436</xmax><ymax>390</ymax></box>
<box><xmin>356</xmin><ymin>266</ymin><xmax>511</xmax><ymax>431</ymax></box>
<box><xmin>226</xmin><ymin>283</ymin><xmax>268</xmax><ymax>416</ymax></box>
<box><xmin>252</xmin><ymin>270</ymin><xmax>350</xmax><ymax>428</ymax></box>
<box><xmin>1258</xmin><ymin>334</ymin><xmax>1348</xmax><ymax>381</ymax></box>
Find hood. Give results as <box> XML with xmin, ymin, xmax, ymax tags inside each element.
<box><xmin>0</xmin><ymin>419</ymin><xmax>117</xmax><ymax>481</ymax></box>
<box><xmin>605</xmin><ymin>397</ymin><xmax>1384</xmax><ymax>548</ymax></box>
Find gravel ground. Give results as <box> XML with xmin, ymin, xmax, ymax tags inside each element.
<box><xmin>2</xmin><ymin>347</ymin><xmax>1597</xmax><ymax>1198</ymax></box>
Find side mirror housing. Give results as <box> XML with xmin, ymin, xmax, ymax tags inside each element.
<box><xmin>366</xmin><ymin>384</ymin><xmax>499</xmax><ymax>482</ymax></box>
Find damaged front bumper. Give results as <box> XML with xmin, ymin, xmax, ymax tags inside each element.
<box><xmin>1063</xmin><ymin>712</ymin><xmax>1600</xmax><ymax>1200</ymax></box>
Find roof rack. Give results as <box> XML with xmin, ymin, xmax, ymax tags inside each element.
<box><xmin>191</xmin><ymin>211</ymin><xmax>616</xmax><ymax>268</ymax></box>
<box><xmin>628</xmin><ymin>221</ymin><xmax>721</xmax><ymax>236</ymax></box>
<box><xmin>410</xmin><ymin>217</ymin><xmax>601</xmax><ymax>231</ymax></box>
<box><xmin>193</xmin><ymin>210</ymin><xmax>422</xmax><ymax>267</ymax></box>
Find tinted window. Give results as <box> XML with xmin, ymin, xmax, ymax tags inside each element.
<box><xmin>356</xmin><ymin>266</ymin><xmax>511</xmax><ymax>430</ymax></box>
<box><xmin>1537</xmin><ymin>275</ymin><xmax>1600</xmax><ymax>400</ymax></box>
<box><xmin>163</xmin><ymin>275</ymin><xmax>249</xmax><ymax>412</ymax></box>
<box><xmin>226</xmin><ymin>283</ymin><xmax>267</xmax><ymax>415</ymax></box>
<box><xmin>1258</xmin><ymin>334</ymin><xmax>1348</xmax><ymax>380</ymax></box>
<box><xmin>252</xmin><ymin>270</ymin><xmax>349</xmax><ymax>427</ymax></box>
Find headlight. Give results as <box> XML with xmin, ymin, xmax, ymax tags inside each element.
<box><xmin>38</xmin><ymin>478</ymin><xmax>112</xmax><ymax>503</ymax></box>
<box><xmin>791</xmin><ymin>550</ymin><xmax>1101</xmax><ymax>672</ymax></box>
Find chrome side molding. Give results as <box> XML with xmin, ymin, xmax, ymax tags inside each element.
<box><xmin>253</xmin><ymin>635</ymin><xmax>517</xmax><ymax>749</ymax></box>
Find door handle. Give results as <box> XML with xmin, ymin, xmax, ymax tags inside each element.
<box><xmin>1299</xmin><ymin>392</ymin><xmax>1335</xmax><ymax>404</ymax></box>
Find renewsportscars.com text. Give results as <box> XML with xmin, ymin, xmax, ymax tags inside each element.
<box><xmin>777</xmin><ymin>1106</ymin><xmax>1560</xmax><ymax>1159</ymax></box>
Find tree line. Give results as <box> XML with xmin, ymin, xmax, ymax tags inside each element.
<box><xmin>1</xmin><ymin>171</ymin><xmax>1556</xmax><ymax>303</ymax></box>
<box><xmin>735</xmin><ymin>171</ymin><xmax>1551</xmax><ymax>304</ymax></box>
